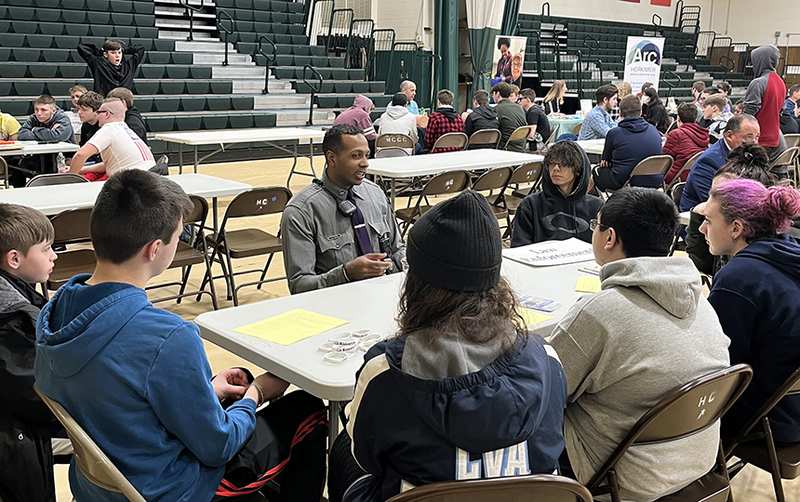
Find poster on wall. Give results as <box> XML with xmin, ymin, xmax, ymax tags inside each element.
<box><xmin>623</xmin><ymin>36</ymin><xmax>665</xmax><ymax>92</ymax></box>
<box><xmin>493</xmin><ymin>35</ymin><xmax>527</xmax><ymax>87</ymax></box>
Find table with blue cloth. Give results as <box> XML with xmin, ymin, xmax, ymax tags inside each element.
<box><xmin>548</xmin><ymin>114</ymin><xmax>585</xmax><ymax>139</ymax></box>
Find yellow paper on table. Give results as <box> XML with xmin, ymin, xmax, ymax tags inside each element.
<box><xmin>575</xmin><ymin>276</ymin><xmax>602</xmax><ymax>293</ymax></box>
<box><xmin>519</xmin><ymin>308</ymin><xmax>553</xmax><ymax>327</ymax></box>
<box><xmin>233</xmin><ymin>309</ymin><xmax>349</xmax><ymax>346</ymax></box>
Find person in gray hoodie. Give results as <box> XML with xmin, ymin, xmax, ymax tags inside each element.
<box><xmin>549</xmin><ymin>187</ymin><xmax>730</xmax><ymax>501</ymax></box>
<box><xmin>743</xmin><ymin>45</ymin><xmax>788</xmax><ymax>166</ymax></box>
<box><xmin>374</xmin><ymin>93</ymin><xmax>419</xmax><ymax>155</ymax></box>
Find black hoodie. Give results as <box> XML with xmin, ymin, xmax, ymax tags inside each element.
<box><xmin>511</xmin><ymin>142</ymin><xmax>604</xmax><ymax>246</ymax></box>
<box><xmin>464</xmin><ymin>104</ymin><xmax>499</xmax><ymax>139</ymax></box>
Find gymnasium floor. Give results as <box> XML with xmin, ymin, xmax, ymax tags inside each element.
<box><xmin>51</xmin><ymin>155</ymin><xmax>799</xmax><ymax>501</ymax></box>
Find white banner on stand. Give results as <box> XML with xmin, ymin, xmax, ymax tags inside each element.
<box><xmin>623</xmin><ymin>36</ymin><xmax>665</xmax><ymax>92</ymax></box>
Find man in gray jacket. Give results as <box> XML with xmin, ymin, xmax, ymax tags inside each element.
<box><xmin>549</xmin><ymin>188</ymin><xmax>730</xmax><ymax>501</ymax></box>
<box><xmin>12</xmin><ymin>95</ymin><xmax>76</xmax><ymax>187</ymax></box>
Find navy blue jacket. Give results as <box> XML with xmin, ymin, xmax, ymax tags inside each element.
<box><xmin>680</xmin><ymin>139</ymin><xmax>729</xmax><ymax>211</ymax></box>
<box><xmin>344</xmin><ymin>334</ymin><xmax>567</xmax><ymax>502</ymax></box>
<box><xmin>600</xmin><ymin>117</ymin><xmax>663</xmax><ymax>189</ymax></box>
<box><xmin>709</xmin><ymin>235</ymin><xmax>800</xmax><ymax>442</ymax></box>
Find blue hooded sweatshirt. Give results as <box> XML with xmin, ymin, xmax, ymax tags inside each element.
<box><xmin>708</xmin><ymin>235</ymin><xmax>800</xmax><ymax>442</ymax></box>
<box><xmin>34</xmin><ymin>275</ymin><xmax>257</xmax><ymax>502</ymax></box>
<box><xmin>600</xmin><ymin>116</ymin><xmax>664</xmax><ymax>189</ymax></box>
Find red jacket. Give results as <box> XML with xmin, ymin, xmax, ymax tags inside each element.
<box><xmin>425</xmin><ymin>107</ymin><xmax>465</xmax><ymax>153</ymax></box>
<box><xmin>663</xmin><ymin>122</ymin><xmax>709</xmax><ymax>184</ymax></box>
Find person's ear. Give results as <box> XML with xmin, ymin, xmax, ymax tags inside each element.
<box><xmin>730</xmin><ymin>219</ymin><xmax>745</xmax><ymax>241</ymax></box>
<box><xmin>324</xmin><ymin>149</ymin><xmax>337</xmax><ymax>168</ymax></box>
<box><xmin>4</xmin><ymin>250</ymin><xmax>21</xmax><ymax>270</ymax></box>
<box><xmin>143</xmin><ymin>239</ymin><xmax>161</xmax><ymax>263</ymax></box>
<box><xmin>604</xmin><ymin>227</ymin><xmax>618</xmax><ymax>251</ymax></box>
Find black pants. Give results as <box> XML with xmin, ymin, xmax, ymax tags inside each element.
<box><xmin>592</xmin><ymin>166</ymin><xmax>619</xmax><ymax>192</ymax></box>
<box><xmin>9</xmin><ymin>155</ymin><xmax>55</xmax><ymax>188</ymax></box>
<box><xmin>212</xmin><ymin>391</ymin><xmax>328</xmax><ymax>502</ymax></box>
<box><xmin>328</xmin><ymin>429</ymin><xmax>372</xmax><ymax>502</ymax></box>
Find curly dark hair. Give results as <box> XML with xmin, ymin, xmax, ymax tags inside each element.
<box><xmin>497</xmin><ymin>37</ymin><xmax>511</xmax><ymax>50</ymax></box>
<box><xmin>544</xmin><ymin>141</ymin><xmax>583</xmax><ymax>176</ymax></box>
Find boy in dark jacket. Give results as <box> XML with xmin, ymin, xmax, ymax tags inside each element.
<box><xmin>78</xmin><ymin>39</ymin><xmax>145</xmax><ymax>98</ymax></box>
<box><xmin>0</xmin><ymin>203</ymin><xmax>58</xmax><ymax>502</ymax></box>
<box><xmin>663</xmin><ymin>103</ymin><xmax>709</xmax><ymax>184</ymax></box>
<box><xmin>463</xmin><ymin>90</ymin><xmax>499</xmax><ymax>144</ymax></box>
<box><xmin>512</xmin><ymin>141</ymin><xmax>603</xmax><ymax>246</ymax></box>
<box><xmin>105</xmin><ymin>87</ymin><xmax>148</xmax><ymax>145</ymax></box>
<box><xmin>425</xmin><ymin>89</ymin><xmax>465</xmax><ymax>153</ymax></box>
<box><xmin>593</xmin><ymin>95</ymin><xmax>663</xmax><ymax>190</ymax></box>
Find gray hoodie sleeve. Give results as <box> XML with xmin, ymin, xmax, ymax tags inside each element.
<box><xmin>743</xmin><ymin>76</ymin><xmax>767</xmax><ymax>117</ymax></box>
<box><xmin>18</xmin><ymin>111</ymin><xmax>74</xmax><ymax>143</ymax></box>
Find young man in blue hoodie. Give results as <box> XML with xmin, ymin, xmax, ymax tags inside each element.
<box><xmin>34</xmin><ymin>170</ymin><xmax>327</xmax><ymax>502</ymax></box>
<box><xmin>593</xmin><ymin>95</ymin><xmax>663</xmax><ymax>191</ymax></box>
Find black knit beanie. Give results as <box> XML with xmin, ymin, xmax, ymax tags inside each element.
<box><xmin>407</xmin><ymin>190</ymin><xmax>502</xmax><ymax>292</ymax></box>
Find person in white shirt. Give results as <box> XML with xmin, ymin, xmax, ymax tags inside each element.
<box><xmin>67</xmin><ymin>98</ymin><xmax>155</xmax><ymax>181</ymax></box>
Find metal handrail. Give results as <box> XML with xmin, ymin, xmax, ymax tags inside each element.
<box><xmin>302</xmin><ymin>65</ymin><xmax>323</xmax><ymax>126</ymax></box>
<box><xmin>662</xmin><ymin>69</ymin><xmax>683</xmax><ymax>98</ymax></box>
<box><xmin>216</xmin><ymin>9</ymin><xmax>234</xmax><ymax>66</ymax></box>
<box><xmin>673</xmin><ymin>0</ymin><xmax>684</xmax><ymax>27</ymax></box>
<box><xmin>327</xmin><ymin>8</ymin><xmax>353</xmax><ymax>55</ymax></box>
<box><xmin>719</xmin><ymin>54</ymin><xmax>735</xmax><ymax>76</ymax></box>
<box><xmin>257</xmin><ymin>35</ymin><xmax>276</xmax><ymax>94</ymax></box>
<box><xmin>346</xmin><ymin>19</ymin><xmax>374</xmax><ymax>74</ymax></box>
<box><xmin>541</xmin><ymin>2</ymin><xmax>550</xmax><ymax>19</ymax></box>
<box><xmin>651</xmin><ymin>14</ymin><xmax>662</xmax><ymax>29</ymax></box>
<box><xmin>178</xmin><ymin>0</ymin><xmax>205</xmax><ymax>42</ymax></box>
<box><xmin>582</xmin><ymin>34</ymin><xmax>598</xmax><ymax>54</ymax></box>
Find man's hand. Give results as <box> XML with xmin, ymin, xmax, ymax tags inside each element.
<box><xmin>795</xmin><ymin>107</ymin><xmax>800</xmax><ymax>118</ymax></box>
<box><xmin>600</xmin><ymin>160</ymin><xmax>610</xmax><ymax>168</ymax></box>
<box><xmin>345</xmin><ymin>253</ymin><xmax>393</xmax><ymax>281</ymax></box>
<box><xmin>212</xmin><ymin>368</ymin><xmax>251</xmax><ymax>402</ymax></box>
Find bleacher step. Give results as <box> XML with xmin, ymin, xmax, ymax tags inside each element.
<box><xmin>275</xmin><ymin>109</ymin><xmax>335</xmax><ymax>127</ymax></box>
<box><xmin>175</xmin><ymin>41</ymin><xmax>234</xmax><ymax>53</ymax></box>
<box><xmin>194</xmin><ymin>53</ymin><xmax>254</xmax><ymax>65</ymax></box>
<box><xmin>159</xmin><ymin>31</ymin><xmax>219</xmax><ymax>41</ymax></box>
<box><xmin>255</xmin><ymin>94</ymin><xmax>312</xmax><ymax>107</ymax></box>
<box><xmin>231</xmin><ymin>79</ymin><xmax>293</xmax><ymax>93</ymax></box>
<box><xmin>213</xmin><ymin>66</ymin><xmax>266</xmax><ymax>78</ymax></box>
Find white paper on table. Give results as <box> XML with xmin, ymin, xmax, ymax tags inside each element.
<box><xmin>580</xmin><ymin>99</ymin><xmax>593</xmax><ymax>115</ymax></box>
<box><xmin>502</xmin><ymin>238</ymin><xmax>595</xmax><ymax>267</ymax></box>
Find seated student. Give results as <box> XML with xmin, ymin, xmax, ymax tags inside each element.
<box><xmin>68</xmin><ymin>99</ymin><xmax>154</xmax><ymax>181</ymax></box>
<box><xmin>0</xmin><ymin>204</ymin><xmax>58</xmax><ymax>502</ymax></box>
<box><xmin>662</xmin><ymin>102</ymin><xmax>709</xmax><ymax>184</ymax></box>
<box><xmin>593</xmin><ymin>95</ymin><xmax>663</xmax><ymax>191</ymax></box>
<box><xmin>374</xmin><ymin>93</ymin><xmax>418</xmax><ymax>156</ymax></box>
<box><xmin>518</xmin><ymin>88</ymin><xmax>551</xmax><ymax>150</ymax></box>
<box><xmin>701</xmin><ymin>94</ymin><xmax>734</xmax><ymax>145</ymax></box>
<box><xmin>462</xmin><ymin>89</ymin><xmax>499</xmax><ymax>145</ymax></box>
<box><xmin>577</xmin><ymin>84</ymin><xmax>618</xmax><ymax>140</ymax></box>
<box><xmin>328</xmin><ymin>190</ymin><xmax>567</xmax><ymax>502</ymax></box>
<box><xmin>696</xmin><ymin>88</ymin><xmax>720</xmax><ymax>127</ymax></box>
<box><xmin>512</xmin><ymin>141</ymin><xmax>603</xmax><ymax>246</ymax></box>
<box><xmin>680</xmin><ymin>114</ymin><xmax>761</xmax><ymax>211</ymax></box>
<box><xmin>716</xmin><ymin>81</ymin><xmax>733</xmax><ymax>113</ymax></box>
<box><xmin>642</xmin><ymin>87</ymin><xmax>668</xmax><ymax>134</ymax></box>
<box><xmin>66</xmin><ymin>85</ymin><xmax>88</xmax><ymax>135</ymax></box>
<box><xmin>691</xmin><ymin>81</ymin><xmax>706</xmax><ymax>114</ymax></box>
<box><xmin>75</xmin><ymin>91</ymin><xmax>104</xmax><ymax>166</ymax></box>
<box><xmin>12</xmin><ymin>95</ymin><xmax>76</xmax><ymax>187</ymax></box>
<box><xmin>0</xmin><ymin>108</ymin><xmax>21</xmax><ymax>141</ymax></box>
<box><xmin>105</xmin><ymin>87</ymin><xmax>148</xmax><ymax>145</ymax></box>
<box><xmin>425</xmin><ymin>89</ymin><xmax>465</xmax><ymax>153</ymax></box>
<box><xmin>77</xmin><ymin>39</ymin><xmax>145</xmax><ymax>98</ymax></box>
<box><xmin>542</xmin><ymin>80</ymin><xmax>567</xmax><ymax>115</ymax></box>
<box><xmin>333</xmin><ymin>95</ymin><xmax>378</xmax><ymax>156</ymax></box>
<box><xmin>550</xmin><ymin>187</ymin><xmax>730</xmax><ymax>501</ymax></box>
<box><xmin>685</xmin><ymin>143</ymin><xmax>776</xmax><ymax>276</ymax></box>
<box><xmin>701</xmin><ymin>179</ymin><xmax>800</xmax><ymax>443</ymax></box>
<box><xmin>34</xmin><ymin>170</ymin><xmax>327</xmax><ymax>502</ymax></box>
<box><xmin>492</xmin><ymin>82</ymin><xmax>527</xmax><ymax>151</ymax></box>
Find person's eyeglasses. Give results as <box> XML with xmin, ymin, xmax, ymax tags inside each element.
<box><xmin>97</xmin><ymin>109</ymin><xmax>112</xmax><ymax>115</ymax></box>
<box><xmin>511</xmin><ymin>63</ymin><xmax>523</xmax><ymax>68</ymax></box>
<box><xmin>589</xmin><ymin>219</ymin><xmax>610</xmax><ymax>231</ymax></box>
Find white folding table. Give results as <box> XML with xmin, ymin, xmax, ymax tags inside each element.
<box><xmin>574</xmin><ymin>139</ymin><xmax>606</xmax><ymax>156</ymax></box>
<box><xmin>195</xmin><ymin>256</ymin><xmax>596</xmax><ymax>445</ymax></box>
<box><xmin>0</xmin><ymin>173</ymin><xmax>251</xmax><ymax>230</ymax></box>
<box><xmin>0</xmin><ymin>141</ymin><xmax>81</xmax><ymax>188</ymax></box>
<box><xmin>153</xmin><ymin>128</ymin><xmax>327</xmax><ymax>184</ymax></box>
<box><xmin>367</xmin><ymin>150</ymin><xmax>544</xmax><ymax>206</ymax></box>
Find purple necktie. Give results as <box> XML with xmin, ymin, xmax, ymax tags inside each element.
<box><xmin>347</xmin><ymin>188</ymin><xmax>374</xmax><ymax>255</ymax></box>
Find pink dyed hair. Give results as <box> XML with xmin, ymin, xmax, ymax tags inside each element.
<box><xmin>710</xmin><ymin>179</ymin><xmax>800</xmax><ymax>242</ymax></box>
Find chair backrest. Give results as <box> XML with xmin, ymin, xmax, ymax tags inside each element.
<box><xmin>33</xmin><ymin>385</ymin><xmax>146</xmax><ymax>502</ymax></box>
<box><xmin>665</xmin><ymin>150</ymin><xmax>703</xmax><ymax>192</ymax></box>
<box><xmin>770</xmin><ymin>146</ymin><xmax>800</xmax><ymax>168</ymax></box>
<box><xmin>504</xmin><ymin>125</ymin><xmax>532</xmax><ymax>149</ymax></box>
<box><xmin>730</xmin><ymin>366</ymin><xmax>800</xmax><ymax>440</ymax></box>
<box><xmin>431</xmin><ymin>132</ymin><xmax>468</xmax><ymax>151</ymax></box>
<box><xmin>509</xmin><ymin>161</ymin><xmax>544</xmax><ymax>185</ymax></box>
<box><xmin>624</xmin><ymin>155</ymin><xmax>673</xmax><ymax>188</ymax></box>
<box><xmin>784</xmin><ymin>134</ymin><xmax>800</xmax><ymax>149</ymax></box>
<box><xmin>587</xmin><ymin>364</ymin><xmax>753</xmax><ymax>491</ymax></box>
<box><xmin>376</xmin><ymin>133</ymin><xmax>414</xmax><ymax>150</ymax></box>
<box><xmin>419</xmin><ymin>170</ymin><xmax>471</xmax><ymax>199</ymax></box>
<box><xmin>186</xmin><ymin>194</ymin><xmax>209</xmax><ymax>226</ymax></box>
<box><xmin>386</xmin><ymin>474</ymin><xmax>593</xmax><ymax>502</ymax></box>
<box><xmin>50</xmin><ymin>207</ymin><xmax>94</xmax><ymax>244</ymax></box>
<box><xmin>26</xmin><ymin>173</ymin><xmax>89</xmax><ymax>187</ymax></box>
<box><xmin>222</xmin><ymin>186</ymin><xmax>293</xmax><ymax>221</ymax></box>
<box><xmin>471</xmin><ymin>166</ymin><xmax>514</xmax><ymax>192</ymax></box>
<box><xmin>467</xmin><ymin>129</ymin><xmax>501</xmax><ymax>149</ymax></box>
<box><xmin>671</xmin><ymin>182</ymin><xmax>686</xmax><ymax>207</ymax></box>
<box><xmin>374</xmin><ymin>146</ymin><xmax>411</xmax><ymax>158</ymax></box>
<box><xmin>572</xmin><ymin>121</ymin><xmax>583</xmax><ymax>136</ymax></box>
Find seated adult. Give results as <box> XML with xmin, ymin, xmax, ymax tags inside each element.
<box><xmin>512</xmin><ymin>141</ymin><xmax>603</xmax><ymax>246</ymax></box>
<box><xmin>105</xmin><ymin>87</ymin><xmax>148</xmax><ymax>144</ymax></box>
<box><xmin>593</xmin><ymin>95</ymin><xmax>663</xmax><ymax>191</ymax></box>
<box><xmin>492</xmin><ymin>82</ymin><xmax>527</xmax><ymax>151</ymax></box>
<box><xmin>333</xmin><ymin>95</ymin><xmax>378</xmax><ymax>156</ymax></box>
<box><xmin>542</xmin><ymin>80</ymin><xmax>567</xmax><ymax>115</ymax></box>
<box><xmin>374</xmin><ymin>93</ymin><xmax>418</xmax><ymax>156</ymax></box>
<box><xmin>0</xmin><ymin>108</ymin><xmax>20</xmax><ymax>141</ymax></box>
<box><xmin>280</xmin><ymin>125</ymin><xmax>405</xmax><ymax>294</ymax></box>
<box><xmin>685</xmin><ymin>143</ymin><xmax>775</xmax><ymax>276</ymax></box>
<box><xmin>701</xmin><ymin>94</ymin><xmax>734</xmax><ymax>145</ymax></box>
<box><xmin>386</xmin><ymin>80</ymin><xmax>428</xmax><ymax>129</ymax></box>
<box><xmin>75</xmin><ymin>91</ymin><xmax>104</xmax><ymax>165</ymax></box>
<box><xmin>577</xmin><ymin>84</ymin><xmax>618</xmax><ymax>140</ymax></box>
<box><xmin>680</xmin><ymin>114</ymin><xmax>760</xmax><ymax>211</ymax></box>
<box><xmin>662</xmin><ymin>102</ymin><xmax>709</xmax><ymax>184</ymax></box>
<box><xmin>518</xmin><ymin>88</ymin><xmax>551</xmax><ymax>150</ymax></box>
<box><xmin>642</xmin><ymin>87</ymin><xmax>668</xmax><ymax>134</ymax></box>
<box><xmin>34</xmin><ymin>169</ymin><xmax>327</xmax><ymax>502</ymax></box>
<box><xmin>328</xmin><ymin>190</ymin><xmax>567</xmax><ymax>502</ymax></box>
<box><xmin>424</xmin><ymin>89</ymin><xmax>465</xmax><ymax>153</ymax></box>
<box><xmin>550</xmin><ymin>187</ymin><xmax>730</xmax><ymax>501</ymax></box>
<box><xmin>463</xmin><ymin>90</ymin><xmax>499</xmax><ymax>147</ymax></box>
<box><xmin>67</xmin><ymin>99</ymin><xmax>155</xmax><ymax>181</ymax></box>
<box><xmin>12</xmin><ymin>95</ymin><xmax>76</xmax><ymax>187</ymax></box>
<box><xmin>701</xmin><ymin>179</ymin><xmax>800</xmax><ymax>443</ymax></box>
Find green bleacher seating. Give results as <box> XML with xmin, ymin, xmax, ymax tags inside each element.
<box><xmin>8</xmin><ymin>7</ymin><xmax>36</xmax><ymax>20</ymax></box>
<box><xmin>13</xmin><ymin>80</ymin><xmax>46</xmax><ymax>95</ymax></box>
<box><xmin>132</xmin><ymin>2</ymin><xmax>154</xmax><ymax>14</ymax></box>
<box><xmin>185</xmin><ymin>80</ymin><xmax>210</xmax><ymax>94</ymax></box>
<box><xmin>147</xmin><ymin>52</ymin><xmax>171</xmax><ymax>64</ymax></box>
<box><xmin>140</xmin><ymin>66</ymin><xmax>166</xmax><ymax>79</ymax></box>
<box><xmin>210</xmin><ymin>80</ymin><xmax>233</xmax><ymax>94</ymax></box>
<box><xmin>206</xmin><ymin>96</ymin><xmax>231</xmax><ymax>111</ymax></box>
<box><xmin>91</xmin><ymin>25</ymin><xmax>114</xmax><ymax>37</ymax></box>
<box><xmin>115</xmin><ymin>26</ymin><xmax>137</xmax><ymax>38</ymax></box>
<box><xmin>42</xmin><ymin>49</ymin><xmax>69</xmax><ymax>62</ymax></box>
<box><xmin>231</xmin><ymin>96</ymin><xmax>254</xmax><ymax>110</ymax></box>
<box><xmin>26</xmin><ymin>34</ymin><xmax>54</xmax><ymax>48</ymax></box>
<box><xmin>202</xmin><ymin>114</ymin><xmax>228</xmax><ymax>130</ymax></box>
<box><xmin>65</xmin><ymin>24</ymin><xmax>89</xmax><ymax>36</ymax></box>
<box><xmin>87</xmin><ymin>11</ymin><xmax>110</xmax><ymax>24</ymax></box>
<box><xmin>175</xmin><ymin>115</ymin><xmax>202</xmax><ymax>131</ymax></box>
<box><xmin>59</xmin><ymin>64</ymin><xmax>87</xmax><ymax>78</ymax></box>
<box><xmin>229</xmin><ymin>114</ymin><xmax>254</xmax><ymax>128</ymax></box>
<box><xmin>0</xmin><ymin>82</ymin><xmax>12</xmax><ymax>96</ymax></box>
<box><xmin>154</xmin><ymin>98</ymin><xmax>180</xmax><ymax>113</ymax></box>
<box><xmin>109</xmin><ymin>0</ymin><xmax>132</xmax><ymax>13</ymax></box>
<box><xmin>133</xmin><ymin>81</ymin><xmax>159</xmax><ymax>94</ymax></box>
<box><xmin>36</xmin><ymin>9</ymin><xmax>61</xmax><ymax>22</ymax></box>
<box><xmin>180</xmin><ymin>96</ymin><xmax>205</xmax><ymax>112</ymax></box>
<box><xmin>235</xmin><ymin>0</ymin><xmax>252</xmax><ymax>8</ymax></box>
<box><xmin>13</xmin><ymin>21</ymin><xmax>39</xmax><ymax>34</ymax></box>
<box><xmin>216</xmin><ymin>0</ymin><xmax>234</xmax><ymax>7</ymax></box>
<box><xmin>0</xmin><ymin>34</ymin><xmax>26</xmax><ymax>47</ymax></box>
<box><xmin>137</xmin><ymin>27</ymin><xmax>158</xmax><ymax>38</ymax></box>
<box><xmin>0</xmin><ymin>100</ymin><xmax>31</xmax><ymax>116</ymax></box>
<box><xmin>34</xmin><ymin>0</ymin><xmax>61</xmax><ymax>7</ymax></box>
<box><xmin>133</xmin><ymin>14</ymin><xmax>155</xmax><ymax>27</ymax></box>
<box><xmin>135</xmin><ymin>97</ymin><xmax>153</xmax><ymax>113</ymax></box>
<box><xmin>46</xmin><ymin>80</ymin><xmax>78</xmax><ymax>96</ymax></box>
<box><xmin>60</xmin><ymin>0</ymin><xmax>86</xmax><ymax>8</ymax></box>
<box><xmin>159</xmin><ymin>81</ymin><xmax>185</xmax><ymax>94</ymax></box>
<box><xmin>190</xmin><ymin>66</ymin><xmax>212</xmax><ymax>79</ymax></box>
<box><xmin>29</xmin><ymin>64</ymin><xmax>59</xmax><ymax>78</ymax></box>
<box><xmin>253</xmin><ymin>10</ymin><xmax>270</xmax><ymax>22</ymax></box>
<box><xmin>253</xmin><ymin>112</ymin><xmax>276</xmax><ymax>128</ymax></box>
<box><xmin>145</xmin><ymin>116</ymin><xmax>174</xmax><ymax>133</ymax></box>
<box><xmin>86</xmin><ymin>0</ymin><xmax>109</xmax><ymax>10</ymax></box>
